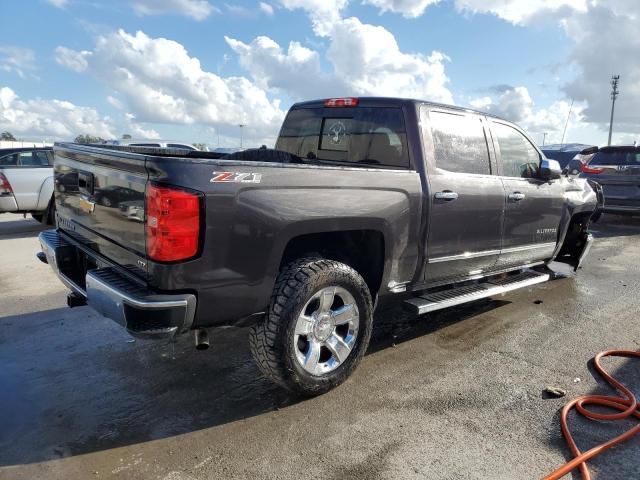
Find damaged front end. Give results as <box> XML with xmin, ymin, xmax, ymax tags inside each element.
<box><xmin>553</xmin><ymin>179</ymin><xmax>604</xmax><ymax>271</ymax></box>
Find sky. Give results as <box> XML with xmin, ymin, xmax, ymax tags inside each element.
<box><xmin>0</xmin><ymin>0</ymin><xmax>638</xmax><ymax>148</ymax></box>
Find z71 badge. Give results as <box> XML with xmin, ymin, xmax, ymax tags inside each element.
<box><xmin>210</xmin><ymin>172</ymin><xmax>262</xmax><ymax>184</ymax></box>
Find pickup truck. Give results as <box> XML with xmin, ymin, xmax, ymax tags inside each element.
<box><xmin>38</xmin><ymin>97</ymin><xmax>601</xmax><ymax>396</ymax></box>
<box><xmin>0</xmin><ymin>147</ymin><xmax>56</xmax><ymax>223</ymax></box>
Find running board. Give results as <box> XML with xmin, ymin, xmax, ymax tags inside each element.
<box><xmin>404</xmin><ymin>270</ymin><xmax>550</xmax><ymax>315</ymax></box>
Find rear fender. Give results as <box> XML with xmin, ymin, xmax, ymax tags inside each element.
<box><xmin>35</xmin><ymin>175</ymin><xmax>54</xmax><ymax>211</ymax></box>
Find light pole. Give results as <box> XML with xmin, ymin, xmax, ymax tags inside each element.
<box><xmin>608</xmin><ymin>75</ymin><xmax>620</xmax><ymax>146</ymax></box>
<box><xmin>542</xmin><ymin>133</ymin><xmax>548</xmax><ymax>146</ymax></box>
<box><xmin>238</xmin><ymin>124</ymin><xmax>246</xmax><ymax>149</ymax></box>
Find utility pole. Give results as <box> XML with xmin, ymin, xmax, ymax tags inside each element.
<box><xmin>542</xmin><ymin>133</ymin><xmax>548</xmax><ymax>146</ymax></box>
<box><xmin>238</xmin><ymin>124</ymin><xmax>246</xmax><ymax>149</ymax></box>
<box><xmin>608</xmin><ymin>75</ymin><xmax>620</xmax><ymax>146</ymax></box>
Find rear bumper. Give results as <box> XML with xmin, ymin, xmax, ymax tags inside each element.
<box><xmin>38</xmin><ymin>230</ymin><xmax>196</xmax><ymax>338</ymax></box>
<box><xmin>0</xmin><ymin>194</ymin><xmax>18</xmax><ymax>212</ymax></box>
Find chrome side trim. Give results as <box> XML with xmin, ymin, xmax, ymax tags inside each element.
<box><xmin>428</xmin><ymin>242</ymin><xmax>556</xmax><ymax>264</ymax></box>
<box><xmin>428</xmin><ymin>249</ymin><xmax>500</xmax><ymax>264</ymax></box>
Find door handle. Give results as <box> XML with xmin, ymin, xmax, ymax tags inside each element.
<box><xmin>509</xmin><ymin>192</ymin><xmax>526</xmax><ymax>201</ymax></box>
<box><xmin>435</xmin><ymin>191</ymin><xmax>459</xmax><ymax>201</ymax></box>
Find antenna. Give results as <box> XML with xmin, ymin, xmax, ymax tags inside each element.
<box><xmin>238</xmin><ymin>124</ymin><xmax>246</xmax><ymax>149</ymax></box>
<box><xmin>561</xmin><ymin>99</ymin><xmax>574</xmax><ymax>146</ymax></box>
<box><xmin>608</xmin><ymin>75</ymin><xmax>620</xmax><ymax>146</ymax></box>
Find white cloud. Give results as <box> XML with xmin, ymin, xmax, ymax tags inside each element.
<box><xmin>225</xmin><ymin>36</ymin><xmax>341</xmax><ymax>99</ymax></box>
<box><xmin>328</xmin><ymin>17</ymin><xmax>452</xmax><ymax>102</ymax></box>
<box><xmin>229</xmin><ymin>14</ymin><xmax>453</xmax><ymax>103</ymax></box>
<box><xmin>259</xmin><ymin>2</ymin><xmax>274</xmax><ymax>15</ymax></box>
<box><xmin>469</xmin><ymin>96</ymin><xmax>492</xmax><ymax>110</ymax></box>
<box><xmin>453</xmin><ymin>0</ymin><xmax>587</xmax><ymax>25</ymax></box>
<box><xmin>0</xmin><ymin>47</ymin><xmax>36</xmax><ymax>79</ymax></box>
<box><xmin>45</xmin><ymin>0</ymin><xmax>68</xmax><ymax>8</ymax></box>
<box><xmin>562</xmin><ymin>4</ymin><xmax>640</xmax><ymax>132</ymax></box>
<box><xmin>54</xmin><ymin>46</ymin><xmax>91</xmax><ymax>72</ymax></box>
<box><xmin>56</xmin><ymin>30</ymin><xmax>285</xmax><ymax>141</ymax></box>
<box><xmin>469</xmin><ymin>86</ymin><xmax>583</xmax><ymax>143</ymax></box>
<box><xmin>278</xmin><ymin>0</ymin><xmax>348</xmax><ymax>36</ymax></box>
<box><xmin>0</xmin><ymin>86</ymin><xmax>115</xmax><ymax>139</ymax></box>
<box><xmin>363</xmin><ymin>0</ymin><xmax>440</xmax><ymax>18</ymax></box>
<box><xmin>131</xmin><ymin>0</ymin><xmax>215</xmax><ymax>20</ymax></box>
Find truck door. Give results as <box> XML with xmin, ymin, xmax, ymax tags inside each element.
<box><xmin>421</xmin><ymin>107</ymin><xmax>505</xmax><ymax>283</ymax></box>
<box><xmin>489</xmin><ymin>121</ymin><xmax>564</xmax><ymax>269</ymax></box>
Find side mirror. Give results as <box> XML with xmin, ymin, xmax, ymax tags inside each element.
<box><xmin>540</xmin><ymin>159</ymin><xmax>562</xmax><ymax>180</ymax></box>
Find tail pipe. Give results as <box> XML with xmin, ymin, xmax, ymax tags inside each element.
<box><xmin>195</xmin><ymin>329</ymin><xmax>210</xmax><ymax>350</ymax></box>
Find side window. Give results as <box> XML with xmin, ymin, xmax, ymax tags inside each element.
<box><xmin>492</xmin><ymin>122</ymin><xmax>541</xmax><ymax>178</ymax></box>
<box><xmin>167</xmin><ymin>143</ymin><xmax>196</xmax><ymax>150</ymax></box>
<box><xmin>18</xmin><ymin>151</ymin><xmax>50</xmax><ymax>167</ymax></box>
<box><xmin>350</xmin><ymin>108</ymin><xmax>409</xmax><ymax>168</ymax></box>
<box><xmin>428</xmin><ymin>110</ymin><xmax>491</xmax><ymax>175</ymax></box>
<box><xmin>0</xmin><ymin>154</ymin><xmax>18</xmax><ymax>166</ymax></box>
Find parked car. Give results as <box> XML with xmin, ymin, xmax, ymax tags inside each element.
<box><xmin>541</xmin><ymin>144</ymin><xmax>596</xmax><ymax>170</ymax></box>
<box><xmin>568</xmin><ymin>145</ymin><xmax>640</xmax><ymax>215</ymax></box>
<box><xmin>38</xmin><ymin>97</ymin><xmax>600</xmax><ymax>396</ymax></box>
<box><xmin>102</xmin><ymin>139</ymin><xmax>201</xmax><ymax>151</ymax></box>
<box><xmin>0</xmin><ymin>147</ymin><xmax>55</xmax><ymax>224</ymax></box>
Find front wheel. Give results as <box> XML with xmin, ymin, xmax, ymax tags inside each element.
<box><xmin>250</xmin><ymin>258</ymin><xmax>373</xmax><ymax>396</ymax></box>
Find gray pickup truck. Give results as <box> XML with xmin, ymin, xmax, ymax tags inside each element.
<box><xmin>38</xmin><ymin>97</ymin><xmax>601</xmax><ymax>395</ymax></box>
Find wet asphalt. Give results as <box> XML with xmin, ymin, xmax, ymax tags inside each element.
<box><xmin>0</xmin><ymin>213</ymin><xmax>638</xmax><ymax>480</ymax></box>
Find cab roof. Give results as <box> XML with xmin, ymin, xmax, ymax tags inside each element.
<box><xmin>290</xmin><ymin>97</ymin><xmax>505</xmax><ymax>121</ymax></box>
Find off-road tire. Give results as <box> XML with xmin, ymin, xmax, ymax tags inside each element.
<box><xmin>249</xmin><ymin>257</ymin><xmax>373</xmax><ymax>396</ymax></box>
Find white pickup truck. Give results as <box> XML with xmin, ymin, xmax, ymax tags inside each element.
<box><xmin>0</xmin><ymin>147</ymin><xmax>55</xmax><ymax>224</ymax></box>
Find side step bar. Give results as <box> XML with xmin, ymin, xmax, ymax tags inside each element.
<box><xmin>404</xmin><ymin>270</ymin><xmax>550</xmax><ymax>315</ymax></box>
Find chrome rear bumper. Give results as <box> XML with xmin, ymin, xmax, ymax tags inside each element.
<box><xmin>38</xmin><ymin>230</ymin><xmax>196</xmax><ymax>338</ymax></box>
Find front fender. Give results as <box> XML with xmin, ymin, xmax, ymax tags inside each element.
<box><xmin>552</xmin><ymin>178</ymin><xmax>599</xmax><ymax>261</ymax></box>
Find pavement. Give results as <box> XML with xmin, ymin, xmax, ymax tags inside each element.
<box><xmin>0</xmin><ymin>212</ymin><xmax>638</xmax><ymax>480</ymax></box>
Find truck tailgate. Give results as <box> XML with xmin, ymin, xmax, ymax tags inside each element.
<box><xmin>54</xmin><ymin>144</ymin><xmax>148</xmax><ymax>275</ymax></box>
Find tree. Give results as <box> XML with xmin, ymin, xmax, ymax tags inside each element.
<box><xmin>122</xmin><ymin>134</ymin><xmax>132</xmax><ymax>139</ymax></box>
<box><xmin>74</xmin><ymin>134</ymin><xmax>104</xmax><ymax>144</ymax></box>
<box><xmin>1</xmin><ymin>131</ymin><xmax>16</xmax><ymax>141</ymax></box>
<box><xmin>192</xmin><ymin>143</ymin><xmax>207</xmax><ymax>151</ymax></box>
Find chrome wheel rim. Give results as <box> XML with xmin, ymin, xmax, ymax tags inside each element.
<box><xmin>293</xmin><ymin>286</ymin><xmax>360</xmax><ymax>376</ymax></box>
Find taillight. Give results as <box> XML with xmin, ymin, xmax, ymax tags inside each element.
<box><xmin>146</xmin><ymin>184</ymin><xmax>201</xmax><ymax>262</ymax></box>
<box><xmin>0</xmin><ymin>173</ymin><xmax>13</xmax><ymax>195</ymax></box>
<box><xmin>324</xmin><ymin>97</ymin><xmax>359</xmax><ymax>108</ymax></box>
<box><xmin>580</xmin><ymin>163</ymin><xmax>604</xmax><ymax>174</ymax></box>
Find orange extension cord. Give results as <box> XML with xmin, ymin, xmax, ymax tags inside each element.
<box><xmin>543</xmin><ymin>350</ymin><xmax>640</xmax><ymax>480</ymax></box>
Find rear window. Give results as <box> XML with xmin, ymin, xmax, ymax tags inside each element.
<box><xmin>591</xmin><ymin>150</ymin><xmax>640</xmax><ymax>166</ymax></box>
<box><xmin>276</xmin><ymin>107</ymin><xmax>410</xmax><ymax>169</ymax></box>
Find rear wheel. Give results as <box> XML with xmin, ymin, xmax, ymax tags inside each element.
<box><xmin>250</xmin><ymin>258</ymin><xmax>373</xmax><ymax>396</ymax></box>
